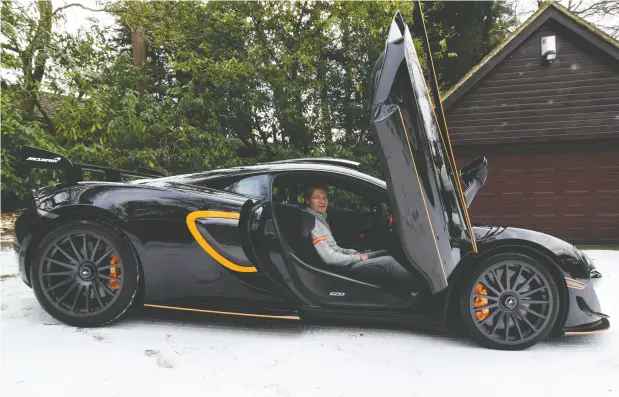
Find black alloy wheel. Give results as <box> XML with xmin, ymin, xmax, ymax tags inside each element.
<box><xmin>31</xmin><ymin>220</ymin><xmax>139</xmax><ymax>327</ymax></box>
<box><xmin>460</xmin><ymin>253</ymin><xmax>560</xmax><ymax>350</ymax></box>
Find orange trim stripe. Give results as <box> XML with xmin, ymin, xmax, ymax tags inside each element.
<box><xmin>565</xmin><ymin>277</ymin><xmax>588</xmax><ymax>289</ymax></box>
<box><xmin>144</xmin><ymin>304</ymin><xmax>301</xmax><ymax>320</ymax></box>
<box><xmin>415</xmin><ymin>3</ymin><xmax>478</xmax><ymax>253</ymax></box>
<box><xmin>186</xmin><ymin>211</ymin><xmax>257</xmax><ymax>273</ymax></box>
<box><xmin>313</xmin><ymin>236</ymin><xmax>327</xmax><ymax>245</ymax></box>
<box><xmin>398</xmin><ymin>108</ymin><xmax>448</xmax><ymax>286</ymax></box>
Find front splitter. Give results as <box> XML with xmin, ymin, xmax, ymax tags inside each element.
<box><xmin>563</xmin><ymin>317</ymin><xmax>610</xmax><ymax>335</ymax></box>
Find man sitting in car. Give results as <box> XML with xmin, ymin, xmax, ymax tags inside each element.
<box><xmin>302</xmin><ymin>184</ymin><xmax>418</xmax><ymax>295</ymax></box>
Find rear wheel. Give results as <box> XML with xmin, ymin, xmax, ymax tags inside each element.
<box><xmin>31</xmin><ymin>220</ymin><xmax>139</xmax><ymax>327</ymax></box>
<box><xmin>459</xmin><ymin>253</ymin><xmax>560</xmax><ymax>350</ymax></box>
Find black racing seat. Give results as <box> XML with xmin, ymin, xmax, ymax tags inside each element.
<box><xmin>272</xmin><ymin>203</ymin><xmax>384</xmax><ymax>289</ymax></box>
<box><xmin>272</xmin><ymin>203</ymin><xmax>331</xmax><ymax>265</ymax></box>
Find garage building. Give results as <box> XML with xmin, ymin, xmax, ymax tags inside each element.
<box><xmin>443</xmin><ymin>3</ymin><xmax>619</xmax><ymax>246</ymax></box>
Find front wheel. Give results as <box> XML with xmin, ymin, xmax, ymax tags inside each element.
<box><xmin>31</xmin><ymin>220</ymin><xmax>140</xmax><ymax>327</ymax></box>
<box><xmin>459</xmin><ymin>253</ymin><xmax>560</xmax><ymax>350</ymax></box>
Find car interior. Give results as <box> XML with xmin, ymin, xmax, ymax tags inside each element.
<box><xmin>244</xmin><ymin>172</ymin><xmax>426</xmax><ymax>308</ymax></box>
<box><xmin>272</xmin><ymin>173</ymin><xmax>394</xmax><ymax>252</ymax></box>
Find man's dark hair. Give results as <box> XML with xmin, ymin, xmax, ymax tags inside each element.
<box><xmin>304</xmin><ymin>184</ymin><xmax>328</xmax><ymax>200</ymax></box>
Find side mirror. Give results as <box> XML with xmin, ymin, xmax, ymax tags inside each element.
<box><xmin>460</xmin><ymin>156</ymin><xmax>488</xmax><ymax>187</ymax></box>
<box><xmin>459</xmin><ymin>157</ymin><xmax>488</xmax><ymax>207</ymax></box>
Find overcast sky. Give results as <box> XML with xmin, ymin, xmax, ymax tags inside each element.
<box><xmin>51</xmin><ymin>0</ymin><xmax>118</xmax><ymax>35</ymax></box>
<box><xmin>52</xmin><ymin>0</ymin><xmax>615</xmax><ymax>39</ymax></box>
<box><xmin>516</xmin><ymin>0</ymin><xmax>616</xmax><ymax>30</ymax></box>
<box><xmin>4</xmin><ymin>0</ymin><xmax>615</xmax><ymax>84</ymax></box>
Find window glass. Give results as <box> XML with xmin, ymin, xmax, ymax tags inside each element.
<box><xmin>223</xmin><ymin>174</ymin><xmax>269</xmax><ymax>199</ymax></box>
<box><xmin>275</xmin><ymin>180</ymin><xmax>374</xmax><ymax>212</ymax></box>
<box><xmin>326</xmin><ymin>186</ymin><xmax>372</xmax><ymax>212</ymax></box>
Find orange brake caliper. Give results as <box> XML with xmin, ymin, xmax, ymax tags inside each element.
<box><xmin>473</xmin><ymin>283</ymin><xmax>490</xmax><ymax>321</ymax></box>
<box><xmin>109</xmin><ymin>253</ymin><xmax>120</xmax><ymax>290</ymax></box>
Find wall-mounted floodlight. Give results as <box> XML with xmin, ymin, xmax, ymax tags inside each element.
<box><xmin>541</xmin><ymin>35</ymin><xmax>556</xmax><ymax>63</ymax></box>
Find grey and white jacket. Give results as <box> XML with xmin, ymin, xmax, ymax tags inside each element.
<box><xmin>303</xmin><ymin>206</ymin><xmax>363</xmax><ymax>267</ymax></box>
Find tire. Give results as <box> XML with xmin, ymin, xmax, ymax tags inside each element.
<box><xmin>31</xmin><ymin>220</ymin><xmax>140</xmax><ymax>327</ymax></box>
<box><xmin>459</xmin><ymin>252</ymin><xmax>560</xmax><ymax>350</ymax></box>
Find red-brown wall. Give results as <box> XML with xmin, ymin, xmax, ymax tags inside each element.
<box><xmin>447</xmin><ymin>18</ymin><xmax>619</xmax><ymax>245</ymax></box>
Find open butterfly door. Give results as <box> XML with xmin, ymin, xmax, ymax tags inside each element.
<box><xmin>369</xmin><ymin>7</ymin><xmax>477</xmax><ymax>294</ymax></box>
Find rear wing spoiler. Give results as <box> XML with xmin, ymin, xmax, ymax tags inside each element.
<box><xmin>20</xmin><ymin>146</ymin><xmax>166</xmax><ymax>184</ymax></box>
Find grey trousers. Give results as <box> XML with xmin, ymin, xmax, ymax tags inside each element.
<box><xmin>346</xmin><ymin>250</ymin><xmax>417</xmax><ymax>292</ymax></box>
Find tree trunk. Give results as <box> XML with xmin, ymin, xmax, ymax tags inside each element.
<box><xmin>342</xmin><ymin>22</ymin><xmax>353</xmax><ymax>139</ymax></box>
<box><xmin>22</xmin><ymin>0</ymin><xmax>53</xmax><ymax>120</ymax></box>
<box><xmin>318</xmin><ymin>64</ymin><xmax>332</xmax><ymax>144</ymax></box>
<box><xmin>131</xmin><ymin>24</ymin><xmax>147</xmax><ymax>92</ymax></box>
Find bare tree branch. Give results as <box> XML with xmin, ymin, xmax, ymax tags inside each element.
<box><xmin>567</xmin><ymin>0</ymin><xmax>619</xmax><ymax>17</ymax></box>
<box><xmin>595</xmin><ymin>23</ymin><xmax>619</xmax><ymax>38</ymax></box>
<box><xmin>10</xmin><ymin>3</ymin><xmax>33</xmax><ymax>22</ymax></box>
<box><xmin>569</xmin><ymin>0</ymin><xmax>586</xmax><ymax>12</ymax></box>
<box><xmin>561</xmin><ymin>0</ymin><xmax>619</xmax><ymax>38</ymax></box>
<box><xmin>52</xmin><ymin>2</ymin><xmax>122</xmax><ymax>16</ymax></box>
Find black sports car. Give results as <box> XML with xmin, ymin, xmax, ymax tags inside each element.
<box><xmin>13</xmin><ymin>9</ymin><xmax>609</xmax><ymax>350</ymax></box>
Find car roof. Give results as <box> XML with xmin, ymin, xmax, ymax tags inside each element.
<box><xmin>130</xmin><ymin>161</ymin><xmax>387</xmax><ymax>188</ymax></box>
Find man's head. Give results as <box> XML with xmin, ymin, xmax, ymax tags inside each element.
<box><xmin>305</xmin><ymin>184</ymin><xmax>329</xmax><ymax>214</ymax></box>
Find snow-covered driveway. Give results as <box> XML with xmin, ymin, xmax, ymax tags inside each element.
<box><xmin>1</xmin><ymin>246</ymin><xmax>617</xmax><ymax>397</ymax></box>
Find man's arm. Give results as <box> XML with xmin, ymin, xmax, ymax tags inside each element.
<box><xmin>311</xmin><ymin>232</ymin><xmax>363</xmax><ymax>267</ymax></box>
<box><xmin>334</xmin><ymin>246</ymin><xmax>357</xmax><ymax>255</ymax></box>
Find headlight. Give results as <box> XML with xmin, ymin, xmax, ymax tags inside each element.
<box><xmin>578</xmin><ymin>249</ymin><xmax>595</xmax><ymax>270</ymax></box>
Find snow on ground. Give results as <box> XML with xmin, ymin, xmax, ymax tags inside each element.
<box><xmin>1</xmin><ymin>245</ymin><xmax>618</xmax><ymax>397</ymax></box>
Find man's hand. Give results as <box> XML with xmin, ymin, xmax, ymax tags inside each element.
<box><xmin>353</xmin><ymin>252</ymin><xmax>368</xmax><ymax>261</ymax></box>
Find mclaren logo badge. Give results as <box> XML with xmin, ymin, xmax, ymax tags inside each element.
<box><xmin>27</xmin><ymin>156</ymin><xmax>62</xmax><ymax>163</ymax></box>
<box><xmin>505</xmin><ymin>296</ymin><xmax>517</xmax><ymax>309</ymax></box>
